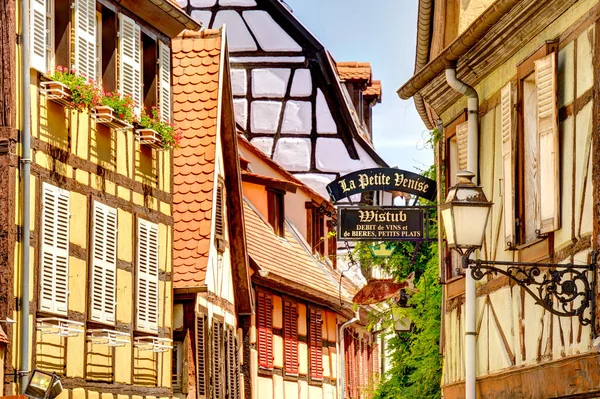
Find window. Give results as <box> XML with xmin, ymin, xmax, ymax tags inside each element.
<box><xmin>308</xmin><ymin>308</ymin><xmax>323</xmax><ymax>380</ymax></box>
<box><xmin>327</xmin><ymin>220</ymin><xmax>337</xmax><ymax>269</ymax></box>
<box><xmin>257</xmin><ymin>290</ymin><xmax>273</xmax><ymax>369</ymax></box>
<box><xmin>119</xmin><ymin>13</ymin><xmax>142</xmax><ymax>116</ymax></box>
<box><xmin>443</xmin><ymin>114</ymin><xmax>467</xmax><ymax>281</ymax></box>
<box><xmin>158</xmin><ymin>41</ymin><xmax>171</xmax><ymax>122</ymax></box>
<box><xmin>90</xmin><ymin>201</ymin><xmax>117</xmax><ymax>324</ymax></box>
<box><xmin>267</xmin><ymin>189</ymin><xmax>285</xmax><ymax>237</ymax></box>
<box><xmin>196</xmin><ymin>311</ymin><xmax>208</xmax><ymax>399</ymax></box>
<box><xmin>283</xmin><ymin>300</ymin><xmax>299</xmax><ymax>375</ymax></box>
<box><xmin>39</xmin><ymin>182</ymin><xmax>70</xmax><ymax>314</ymax></box>
<box><xmin>215</xmin><ymin>182</ymin><xmax>225</xmax><ymax>243</ymax></box>
<box><xmin>136</xmin><ymin>218</ymin><xmax>159</xmax><ymax>333</ymax></box>
<box><xmin>502</xmin><ymin>44</ymin><xmax>560</xmax><ymax>248</ymax></box>
<box><xmin>74</xmin><ymin>0</ymin><xmax>97</xmax><ymax>80</ymax></box>
<box><xmin>99</xmin><ymin>6</ymin><xmax>117</xmax><ymax>93</ymax></box>
<box><xmin>172</xmin><ymin>340</ymin><xmax>183</xmax><ymax>391</ymax></box>
<box><xmin>212</xmin><ymin>319</ymin><xmax>224</xmax><ymax>399</ymax></box>
<box><xmin>306</xmin><ymin>202</ymin><xmax>325</xmax><ymax>255</ymax></box>
<box><xmin>225</xmin><ymin>328</ymin><xmax>241</xmax><ymax>399</ymax></box>
<box><xmin>142</xmin><ymin>33</ymin><xmax>157</xmax><ymax>112</ymax></box>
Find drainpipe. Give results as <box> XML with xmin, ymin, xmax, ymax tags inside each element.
<box><xmin>338</xmin><ymin>310</ymin><xmax>359</xmax><ymax>399</ymax></box>
<box><xmin>20</xmin><ymin>0</ymin><xmax>32</xmax><ymax>392</ymax></box>
<box><xmin>445</xmin><ymin>68</ymin><xmax>478</xmax><ymax>399</ymax></box>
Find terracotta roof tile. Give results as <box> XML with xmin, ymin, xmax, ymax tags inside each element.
<box><xmin>172</xmin><ymin>28</ymin><xmax>223</xmax><ymax>289</ymax></box>
<box><xmin>363</xmin><ymin>80</ymin><xmax>382</xmax><ymax>103</ymax></box>
<box><xmin>336</xmin><ymin>61</ymin><xmax>372</xmax><ymax>83</ymax></box>
<box><xmin>244</xmin><ymin>200</ymin><xmax>349</xmax><ymax>302</ymax></box>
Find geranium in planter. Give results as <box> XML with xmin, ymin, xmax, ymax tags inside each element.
<box><xmin>42</xmin><ymin>66</ymin><xmax>101</xmax><ymax>110</ymax></box>
<box><xmin>135</xmin><ymin>107</ymin><xmax>182</xmax><ymax>150</ymax></box>
<box><xmin>93</xmin><ymin>92</ymin><xmax>135</xmax><ymax>130</ymax></box>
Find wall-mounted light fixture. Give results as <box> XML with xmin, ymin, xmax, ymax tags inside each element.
<box><xmin>441</xmin><ymin>171</ymin><xmax>597</xmax><ymax>328</ymax></box>
<box><xmin>24</xmin><ymin>369</ymin><xmax>63</xmax><ymax>399</ymax></box>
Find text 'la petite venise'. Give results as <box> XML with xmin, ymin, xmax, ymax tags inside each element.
<box><xmin>337</xmin><ymin>172</ymin><xmax>430</xmax><ymax>194</ymax></box>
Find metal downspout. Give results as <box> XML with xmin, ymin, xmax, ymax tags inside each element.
<box><xmin>20</xmin><ymin>0</ymin><xmax>32</xmax><ymax>392</ymax></box>
<box><xmin>445</xmin><ymin>68</ymin><xmax>478</xmax><ymax>399</ymax></box>
<box><xmin>338</xmin><ymin>311</ymin><xmax>359</xmax><ymax>399</ymax></box>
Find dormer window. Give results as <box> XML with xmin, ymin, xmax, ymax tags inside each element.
<box><xmin>267</xmin><ymin>188</ymin><xmax>285</xmax><ymax>237</ymax></box>
<box><xmin>306</xmin><ymin>202</ymin><xmax>325</xmax><ymax>256</ymax></box>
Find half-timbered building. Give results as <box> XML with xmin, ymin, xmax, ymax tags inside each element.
<box><xmin>0</xmin><ymin>0</ymin><xmax>198</xmax><ymax>397</ymax></box>
<box><xmin>174</xmin><ymin>0</ymin><xmax>387</xmax><ymax>201</ymax></box>
<box><xmin>400</xmin><ymin>0</ymin><xmax>600</xmax><ymax>397</ymax></box>
<box><xmin>171</xmin><ymin>27</ymin><xmax>251</xmax><ymax>399</ymax></box>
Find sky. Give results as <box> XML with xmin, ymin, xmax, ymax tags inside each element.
<box><xmin>284</xmin><ymin>0</ymin><xmax>433</xmax><ymax>172</ymax></box>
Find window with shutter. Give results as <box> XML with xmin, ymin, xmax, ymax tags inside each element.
<box><xmin>225</xmin><ymin>328</ymin><xmax>240</xmax><ymax>399</ymax></box>
<box><xmin>158</xmin><ymin>41</ymin><xmax>171</xmax><ymax>123</ymax></box>
<box><xmin>267</xmin><ymin>189</ymin><xmax>285</xmax><ymax>237</ymax></box>
<box><xmin>136</xmin><ymin>218</ymin><xmax>159</xmax><ymax>333</ymax></box>
<box><xmin>40</xmin><ymin>182</ymin><xmax>70</xmax><ymax>315</ymax></box>
<box><xmin>30</xmin><ymin>0</ymin><xmax>48</xmax><ymax>72</ymax></box>
<box><xmin>372</xmin><ymin>342</ymin><xmax>379</xmax><ymax>375</ymax></box>
<box><xmin>74</xmin><ymin>0</ymin><xmax>97</xmax><ymax>80</ymax></box>
<box><xmin>119</xmin><ymin>13</ymin><xmax>142</xmax><ymax>116</ymax></box>
<box><xmin>196</xmin><ymin>312</ymin><xmax>208</xmax><ymax>399</ymax></box>
<box><xmin>283</xmin><ymin>300</ymin><xmax>299</xmax><ymax>375</ymax></box>
<box><xmin>212</xmin><ymin>320</ymin><xmax>224</xmax><ymax>399</ymax></box>
<box><xmin>308</xmin><ymin>308</ymin><xmax>323</xmax><ymax>380</ymax></box>
<box><xmin>90</xmin><ymin>201</ymin><xmax>117</xmax><ymax>324</ymax></box>
<box><xmin>215</xmin><ymin>182</ymin><xmax>225</xmax><ymax>241</ymax></box>
<box><xmin>535</xmin><ymin>53</ymin><xmax>560</xmax><ymax>234</ymax></box>
<box><xmin>257</xmin><ymin>291</ymin><xmax>273</xmax><ymax>369</ymax></box>
<box><xmin>501</xmin><ymin>82</ymin><xmax>516</xmax><ymax>249</ymax></box>
<box><xmin>455</xmin><ymin>121</ymin><xmax>468</xmax><ymax>172</ymax></box>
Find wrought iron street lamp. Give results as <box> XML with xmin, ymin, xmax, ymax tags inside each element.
<box><xmin>441</xmin><ymin>171</ymin><xmax>597</xmax><ymax>328</ymax></box>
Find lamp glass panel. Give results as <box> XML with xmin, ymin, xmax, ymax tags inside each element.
<box><xmin>30</xmin><ymin>372</ymin><xmax>52</xmax><ymax>390</ymax></box>
<box><xmin>452</xmin><ymin>205</ymin><xmax>490</xmax><ymax>247</ymax></box>
<box><xmin>441</xmin><ymin>207</ymin><xmax>455</xmax><ymax>246</ymax></box>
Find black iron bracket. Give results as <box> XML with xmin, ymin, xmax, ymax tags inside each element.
<box><xmin>463</xmin><ymin>251</ymin><xmax>597</xmax><ymax>330</ymax></box>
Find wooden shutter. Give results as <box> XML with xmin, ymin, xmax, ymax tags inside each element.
<box><xmin>119</xmin><ymin>14</ymin><xmax>142</xmax><ymax>116</ymax></box>
<box><xmin>501</xmin><ymin>82</ymin><xmax>516</xmax><ymax>248</ymax></box>
<box><xmin>362</xmin><ymin>339</ymin><xmax>369</xmax><ymax>388</ymax></box>
<box><xmin>30</xmin><ymin>0</ymin><xmax>47</xmax><ymax>73</ymax></box>
<box><xmin>215</xmin><ymin>183</ymin><xmax>224</xmax><ymax>240</ymax></box>
<box><xmin>535</xmin><ymin>53</ymin><xmax>560</xmax><ymax>233</ymax></box>
<box><xmin>40</xmin><ymin>183</ymin><xmax>70</xmax><ymax>314</ymax></box>
<box><xmin>225</xmin><ymin>329</ymin><xmax>239</xmax><ymax>399</ymax></box>
<box><xmin>234</xmin><ymin>335</ymin><xmax>241</xmax><ymax>399</ymax></box>
<box><xmin>372</xmin><ymin>342</ymin><xmax>379</xmax><ymax>375</ymax></box>
<box><xmin>90</xmin><ymin>201</ymin><xmax>117</xmax><ymax>323</ymax></box>
<box><xmin>257</xmin><ymin>291</ymin><xmax>273</xmax><ymax>369</ymax></box>
<box><xmin>212</xmin><ymin>320</ymin><xmax>224</xmax><ymax>399</ymax></box>
<box><xmin>196</xmin><ymin>312</ymin><xmax>208</xmax><ymax>399</ymax></box>
<box><xmin>283</xmin><ymin>300</ymin><xmax>299</xmax><ymax>375</ymax></box>
<box><xmin>456</xmin><ymin>121</ymin><xmax>468</xmax><ymax>172</ymax></box>
<box><xmin>309</xmin><ymin>308</ymin><xmax>323</xmax><ymax>380</ymax></box>
<box><xmin>74</xmin><ymin>0</ymin><xmax>97</xmax><ymax>79</ymax></box>
<box><xmin>158</xmin><ymin>40</ymin><xmax>171</xmax><ymax>122</ymax></box>
<box><xmin>136</xmin><ymin>218</ymin><xmax>159</xmax><ymax>333</ymax></box>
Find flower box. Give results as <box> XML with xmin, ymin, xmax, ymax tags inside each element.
<box><xmin>40</xmin><ymin>81</ymin><xmax>73</xmax><ymax>108</ymax></box>
<box><xmin>92</xmin><ymin>105</ymin><xmax>133</xmax><ymax>130</ymax></box>
<box><xmin>135</xmin><ymin>128</ymin><xmax>164</xmax><ymax>150</ymax></box>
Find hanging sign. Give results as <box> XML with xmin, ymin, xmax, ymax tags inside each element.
<box><xmin>338</xmin><ymin>207</ymin><xmax>430</xmax><ymax>241</ymax></box>
<box><xmin>326</xmin><ymin>168</ymin><xmax>437</xmax><ymax>203</ymax></box>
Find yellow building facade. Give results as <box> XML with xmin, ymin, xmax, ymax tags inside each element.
<box><xmin>1</xmin><ymin>0</ymin><xmax>199</xmax><ymax>397</ymax></box>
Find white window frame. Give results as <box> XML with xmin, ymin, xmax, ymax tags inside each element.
<box><xmin>136</xmin><ymin>218</ymin><xmax>159</xmax><ymax>333</ymax></box>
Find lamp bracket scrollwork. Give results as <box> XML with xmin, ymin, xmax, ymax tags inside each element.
<box><xmin>464</xmin><ymin>251</ymin><xmax>597</xmax><ymax>329</ymax></box>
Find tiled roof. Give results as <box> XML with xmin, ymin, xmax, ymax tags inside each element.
<box><xmin>363</xmin><ymin>80</ymin><xmax>382</xmax><ymax>102</ymax></box>
<box><xmin>172</xmin><ymin>28</ymin><xmax>223</xmax><ymax>288</ymax></box>
<box><xmin>243</xmin><ymin>200</ymin><xmax>349</xmax><ymax>303</ymax></box>
<box><xmin>336</xmin><ymin>61</ymin><xmax>372</xmax><ymax>83</ymax></box>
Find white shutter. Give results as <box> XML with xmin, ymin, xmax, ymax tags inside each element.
<box><xmin>90</xmin><ymin>201</ymin><xmax>118</xmax><ymax>324</ymax></box>
<box><xmin>455</xmin><ymin>121</ymin><xmax>468</xmax><ymax>172</ymax></box>
<box><xmin>501</xmin><ymin>82</ymin><xmax>516</xmax><ymax>248</ymax></box>
<box><xmin>158</xmin><ymin>41</ymin><xmax>171</xmax><ymax>123</ymax></box>
<box><xmin>535</xmin><ymin>53</ymin><xmax>560</xmax><ymax>233</ymax></box>
<box><xmin>30</xmin><ymin>0</ymin><xmax>47</xmax><ymax>73</ymax></box>
<box><xmin>119</xmin><ymin>14</ymin><xmax>142</xmax><ymax>116</ymax></box>
<box><xmin>40</xmin><ymin>183</ymin><xmax>70</xmax><ymax>315</ymax></box>
<box><xmin>74</xmin><ymin>0</ymin><xmax>97</xmax><ymax>79</ymax></box>
<box><xmin>136</xmin><ymin>219</ymin><xmax>159</xmax><ymax>333</ymax></box>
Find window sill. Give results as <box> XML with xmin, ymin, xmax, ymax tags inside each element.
<box><xmin>446</xmin><ymin>275</ymin><xmax>465</xmax><ymax>300</ymax></box>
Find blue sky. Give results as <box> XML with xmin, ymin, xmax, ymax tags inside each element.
<box><xmin>284</xmin><ymin>0</ymin><xmax>433</xmax><ymax>172</ymax></box>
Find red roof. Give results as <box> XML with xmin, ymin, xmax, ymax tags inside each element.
<box><xmin>336</xmin><ymin>61</ymin><xmax>372</xmax><ymax>83</ymax></box>
<box><xmin>172</xmin><ymin>29</ymin><xmax>223</xmax><ymax>288</ymax></box>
